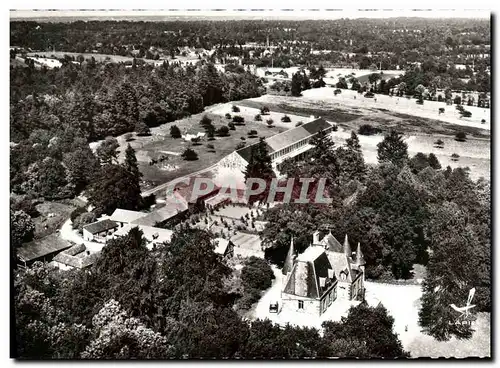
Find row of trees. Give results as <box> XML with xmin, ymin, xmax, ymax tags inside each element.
<box><xmin>14</xmin><ymin>227</ymin><xmax>408</xmax><ymax>358</ymax></box>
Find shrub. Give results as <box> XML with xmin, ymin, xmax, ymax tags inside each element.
<box><xmin>238</xmin><ymin>288</ymin><xmax>262</xmax><ymax>311</ymax></box>
<box><xmin>232</xmin><ymin>105</ymin><xmax>240</xmax><ymax>113</ymax></box>
<box><xmin>181</xmin><ymin>148</ymin><xmax>198</xmax><ymax>161</ymax></box>
<box><xmin>72</xmin><ymin>211</ymin><xmax>98</xmax><ymax>231</ymax></box>
<box><xmin>207</xmin><ymin>143</ymin><xmax>215</xmax><ymax>150</ymax></box>
<box><xmin>200</xmin><ymin>115</ymin><xmax>212</xmax><ymax>126</ymax></box>
<box><xmin>241</xmin><ymin>137</ymin><xmax>246</xmax><ymax>141</ymax></box>
<box><xmin>438</xmin><ymin>108</ymin><xmax>445</xmax><ymax>114</ymax></box>
<box><xmin>364</xmin><ymin>91</ymin><xmax>375</xmax><ymax>98</ymax></box>
<box><xmin>248</xmin><ymin>130</ymin><xmax>258</xmax><ymax>137</ymax></box>
<box><xmin>454</xmin><ymin>96</ymin><xmax>462</xmax><ymax>105</ymax></box>
<box><xmin>334</xmin><ymin>88</ymin><xmax>342</xmax><ymax>95</ymax></box>
<box><xmin>358</xmin><ymin>124</ymin><xmax>381</xmax><ymax>136</ymax></box>
<box><xmin>232</xmin><ymin>115</ymin><xmax>245</xmax><ymax>124</ymax></box>
<box><xmin>124</xmin><ymin>133</ymin><xmax>134</xmax><ymax>142</ymax></box>
<box><xmin>455</xmin><ymin>132</ymin><xmax>467</xmax><ymax>142</ymax></box>
<box><xmin>235</xmin><ymin>142</ymin><xmax>246</xmax><ymax>150</ymax></box>
<box><xmin>241</xmin><ymin>256</ymin><xmax>275</xmax><ymax>291</ymax></box>
<box><xmin>266</xmin><ymin>119</ymin><xmax>274</xmax><ymax>127</ymax></box>
<box><xmin>135</xmin><ymin>121</ymin><xmax>151</xmax><ymax>136</ymax></box>
<box><xmin>281</xmin><ymin>115</ymin><xmax>291</xmax><ymax>122</ymax></box>
<box><xmin>228</xmin><ymin>122</ymin><xmax>236</xmax><ymax>130</ymax></box>
<box><xmin>260</xmin><ymin>106</ymin><xmax>270</xmax><ymax>115</ymax></box>
<box><xmin>217</xmin><ymin>126</ymin><xmax>230</xmax><ymax>137</ymax></box>
<box><xmin>460</xmin><ymin>110</ymin><xmax>472</xmax><ymax>118</ymax></box>
<box><xmin>70</xmin><ymin>206</ymin><xmax>87</xmax><ymax>222</ymax></box>
<box><xmin>254</xmin><ymin>114</ymin><xmax>262</xmax><ymax>121</ymax></box>
<box><xmin>225</xmin><ymin>113</ymin><xmax>232</xmax><ymax>119</ymax></box>
<box><xmin>434</xmin><ymin>139</ymin><xmax>444</xmax><ymax>148</ymax></box>
<box><xmin>170</xmin><ymin>125</ymin><xmax>182</xmax><ymax>138</ymax></box>
<box><xmin>295</xmin><ymin>121</ymin><xmax>304</xmax><ymax>127</ymax></box>
<box><xmin>481</xmin><ymin>119</ymin><xmax>486</xmax><ymax>124</ymax></box>
<box><xmin>451</xmin><ymin>153</ymin><xmax>460</xmax><ymax>161</ymax></box>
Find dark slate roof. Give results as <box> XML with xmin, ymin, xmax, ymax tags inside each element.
<box><xmin>17</xmin><ymin>234</ymin><xmax>72</xmax><ymax>263</ymax></box>
<box><xmin>302</xmin><ymin>118</ymin><xmax>331</xmax><ymax>135</ymax></box>
<box><xmin>320</xmin><ymin>232</ymin><xmax>343</xmax><ymax>253</ymax></box>
<box><xmin>283</xmin><ymin>246</ymin><xmax>336</xmax><ymax>299</ymax></box>
<box><xmin>53</xmin><ymin>249</ymin><xmax>100</xmax><ymax>269</ymax></box>
<box><xmin>327</xmin><ymin>252</ymin><xmax>353</xmax><ymax>283</ymax></box>
<box><xmin>83</xmin><ymin>219</ymin><xmax>118</xmax><ymax>235</ymax></box>
<box><xmin>235</xmin><ymin>118</ymin><xmax>332</xmax><ymax>162</ymax></box>
<box><xmin>235</xmin><ymin>141</ymin><xmax>274</xmax><ymax>163</ymax></box>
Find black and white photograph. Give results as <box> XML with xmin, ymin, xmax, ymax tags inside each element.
<box><xmin>8</xmin><ymin>7</ymin><xmax>492</xmax><ymax>360</ymax></box>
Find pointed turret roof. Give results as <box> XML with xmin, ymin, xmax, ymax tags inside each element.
<box><xmin>343</xmin><ymin>234</ymin><xmax>352</xmax><ymax>258</ymax></box>
<box><xmin>282</xmin><ymin>236</ymin><xmax>295</xmax><ymax>275</ymax></box>
<box><xmin>355</xmin><ymin>242</ymin><xmax>366</xmax><ymax>266</ymax></box>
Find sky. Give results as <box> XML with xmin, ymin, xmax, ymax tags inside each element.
<box><xmin>9</xmin><ymin>9</ymin><xmax>491</xmax><ymax>20</ymax></box>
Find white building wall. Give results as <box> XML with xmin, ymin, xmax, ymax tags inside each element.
<box><xmin>82</xmin><ymin>228</ymin><xmax>94</xmax><ymax>242</ymax></box>
<box><xmin>281</xmin><ymin>293</ymin><xmax>321</xmax><ymax>315</ymax></box>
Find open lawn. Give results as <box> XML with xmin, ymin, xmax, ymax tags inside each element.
<box><xmin>27</xmin><ymin>51</ymin><xmax>199</xmax><ymax>66</ymax></box>
<box><xmin>33</xmin><ymin>198</ymin><xmax>86</xmax><ymax>239</ymax></box>
<box><xmin>330</xmin><ymin>126</ymin><xmax>490</xmax><ymax>180</ymax></box>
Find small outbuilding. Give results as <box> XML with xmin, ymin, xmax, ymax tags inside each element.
<box><xmin>82</xmin><ymin>219</ymin><xmax>119</xmax><ymax>242</ymax></box>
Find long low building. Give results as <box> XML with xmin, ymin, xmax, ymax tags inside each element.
<box><xmin>218</xmin><ymin>117</ymin><xmax>335</xmax><ymax>176</ymax></box>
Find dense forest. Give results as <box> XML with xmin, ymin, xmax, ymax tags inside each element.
<box><xmin>10</xmin><ymin>61</ymin><xmax>264</xmax><ymax>142</ymax></box>
<box><xmin>9</xmin><ymin>60</ymin><xmax>264</xmax><ymax>204</ymax></box>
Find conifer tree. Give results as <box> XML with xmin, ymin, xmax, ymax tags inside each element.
<box><xmin>124</xmin><ymin>144</ymin><xmax>142</xmax><ymax>180</ymax></box>
<box><xmin>377</xmin><ymin>130</ymin><xmax>409</xmax><ymax>167</ymax></box>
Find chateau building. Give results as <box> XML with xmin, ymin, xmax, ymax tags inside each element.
<box><xmin>281</xmin><ymin>231</ymin><xmax>366</xmax><ymax>316</ymax></box>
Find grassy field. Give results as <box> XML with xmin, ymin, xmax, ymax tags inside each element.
<box><xmin>111</xmin><ymin>109</ymin><xmax>287</xmax><ymax>188</ymax></box>
<box><xmin>239</xmin><ymin>91</ymin><xmax>490</xmax><ymax>181</ymax></box>
<box><xmin>26</xmin><ymin>51</ymin><xmax>199</xmax><ymax>65</ymax></box>
<box><xmin>33</xmin><ymin>198</ymin><xmax>86</xmax><ymax>239</ymax></box>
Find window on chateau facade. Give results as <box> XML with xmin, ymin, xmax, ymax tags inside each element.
<box><xmin>298</xmin><ymin>300</ymin><xmax>304</xmax><ymax>309</ymax></box>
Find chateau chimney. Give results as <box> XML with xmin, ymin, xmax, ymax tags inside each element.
<box><xmin>313</xmin><ymin>231</ymin><xmax>320</xmax><ymax>245</ymax></box>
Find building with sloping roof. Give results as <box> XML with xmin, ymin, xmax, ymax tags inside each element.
<box><xmin>16</xmin><ymin>234</ymin><xmax>73</xmax><ymax>267</ymax></box>
<box><xmin>237</xmin><ymin>117</ymin><xmax>333</xmax><ymax>165</ymax></box>
<box><xmin>280</xmin><ymin>231</ymin><xmax>366</xmax><ymax>316</ymax></box>
<box><xmin>281</xmin><ymin>242</ymin><xmax>338</xmax><ymax>315</ymax></box>
<box><xmin>315</xmin><ymin>232</ymin><xmax>365</xmax><ymax>301</ymax></box>
<box><xmin>82</xmin><ymin>219</ymin><xmax>119</xmax><ymax>243</ymax></box>
<box><xmin>112</xmin><ymin>224</ymin><xmax>173</xmax><ymax>249</ymax></box>
<box><xmin>109</xmin><ymin>209</ymin><xmax>148</xmax><ymax>227</ymax></box>
<box><xmin>51</xmin><ymin>243</ymin><xmax>100</xmax><ymax>270</ymax></box>
<box><xmin>131</xmin><ymin>199</ymin><xmax>188</xmax><ymax>227</ymax></box>
<box><xmin>218</xmin><ymin>117</ymin><xmax>335</xmax><ymax>178</ymax></box>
